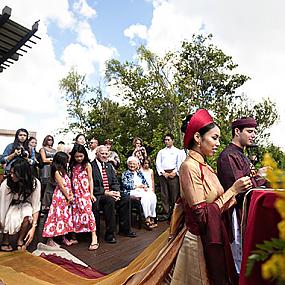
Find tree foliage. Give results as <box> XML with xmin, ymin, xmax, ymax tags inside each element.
<box><xmin>60</xmin><ymin>34</ymin><xmax>283</xmax><ymax>170</ymax></box>
<box><xmin>59</xmin><ymin>67</ymin><xmax>102</xmax><ymax>133</ymax></box>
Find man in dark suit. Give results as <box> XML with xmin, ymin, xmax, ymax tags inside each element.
<box><xmin>92</xmin><ymin>145</ymin><xmax>136</xmax><ymax>243</ymax></box>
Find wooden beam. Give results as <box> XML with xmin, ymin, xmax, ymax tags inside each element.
<box><xmin>0</xmin><ymin>7</ymin><xmax>40</xmax><ymax>67</ymax></box>
<box><xmin>0</xmin><ymin>6</ymin><xmax>11</xmax><ymax>26</ymax></box>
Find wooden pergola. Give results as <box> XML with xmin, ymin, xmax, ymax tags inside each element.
<box><xmin>0</xmin><ymin>6</ymin><xmax>40</xmax><ymax>73</ymax></box>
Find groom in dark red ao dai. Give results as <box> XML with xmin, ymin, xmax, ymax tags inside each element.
<box><xmin>217</xmin><ymin>117</ymin><xmax>268</xmax><ymax>274</ymax></box>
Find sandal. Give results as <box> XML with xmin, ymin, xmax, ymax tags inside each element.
<box><xmin>0</xmin><ymin>243</ymin><xmax>13</xmax><ymax>252</ymax></box>
<box><xmin>17</xmin><ymin>243</ymin><xmax>26</xmax><ymax>251</ymax></box>
<box><xmin>62</xmin><ymin>237</ymin><xmax>72</xmax><ymax>246</ymax></box>
<box><xmin>144</xmin><ymin>221</ymin><xmax>153</xmax><ymax>231</ymax></box>
<box><xmin>88</xmin><ymin>243</ymin><xmax>99</xmax><ymax>251</ymax></box>
<box><xmin>69</xmin><ymin>239</ymin><xmax>78</xmax><ymax>245</ymax></box>
<box><xmin>150</xmin><ymin>223</ymin><xmax>158</xmax><ymax>228</ymax></box>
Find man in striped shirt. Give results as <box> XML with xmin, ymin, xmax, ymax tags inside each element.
<box><xmin>92</xmin><ymin>145</ymin><xmax>136</xmax><ymax>243</ymax></box>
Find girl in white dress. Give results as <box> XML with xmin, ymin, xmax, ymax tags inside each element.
<box><xmin>141</xmin><ymin>158</ymin><xmax>157</xmax><ymax>228</ymax></box>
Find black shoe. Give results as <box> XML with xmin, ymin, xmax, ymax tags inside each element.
<box><xmin>105</xmin><ymin>234</ymin><xmax>117</xmax><ymax>244</ymax></box>
<box><xmin>158</xmin><ymin>214</ymin><xmax>168</xmax><ymax>222</ymax></box>
<box><xmin>118</xmin><ymin>231</ymin><xmax>136</xmax><ymax>238</ymax></box>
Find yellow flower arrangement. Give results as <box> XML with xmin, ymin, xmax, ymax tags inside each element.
<box><xmin>247</xmin><ymin>154</ymin><xmax>285</xmax><ymax>284</ymax></box>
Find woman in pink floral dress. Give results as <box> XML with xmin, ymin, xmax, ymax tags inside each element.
<box><xmin>69</xmin><ymin>144</ymin><xmax>98</xmax><ymax>250</ymax></box>
<box><xmin>42</xmin><ymin>152</ymin><xmax>74</xmax><ymax>246</ymax></box>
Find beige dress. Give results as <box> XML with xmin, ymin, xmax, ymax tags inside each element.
<box><xmin>171</xmin><ymin>150</ymin><xmax>237</xmax><ymax>285</ymax></box>
<box><xmin>0</xmin><ymin>178</ymin><xmax>41</xmax><ymax>234</ymax></box>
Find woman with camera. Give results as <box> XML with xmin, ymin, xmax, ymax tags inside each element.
<box><xmin>1</xmin><ymin>128</ymin><xmax>30</xmax><ymax>175</ymax></box>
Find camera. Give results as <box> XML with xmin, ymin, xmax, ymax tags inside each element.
<box><xmin>16</xmin><ymin>146</ymin><xmax>29</xmax><ymax>159</ymax></box>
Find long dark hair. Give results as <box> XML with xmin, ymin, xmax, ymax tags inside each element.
<box><xmin>69</xmin><ymin>144</ymin><xmax>89</xmax><ymax>171</ymax></box>
<box><xmin>7</xmin><ymin>158</ymin><xmax>37</xmax><ymax>201</ymax></box>
<box><xmin>51</xmin><ymin>151</ymin><xmax>69</xmax><ymax>181</ymax></box>
<box><xmin>75</xmin><ymin>133</ymin><xmax>86</xmax><ymax>144</ymax></box>
<box><xmin>69</xmin><ymin>144</ymin><xmax>90</xmax><ymax>191</ymax></box>
<box><xmin>10</xmin><ymin>128</ymin><xmax>29</xmax><ymax>155</ymax></box>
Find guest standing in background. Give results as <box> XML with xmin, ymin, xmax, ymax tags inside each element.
<box><xmin>88</xmin><ymin>137</ymin><xmax>98</xmax><ymax>162</ymax></box>
<box><xmin>39</xmin><ymin>135</ymin><xmax>56</xmax><ymax>211</ymax></box>
<box><xmin>156</xmin><ymin>133</ymin><xmax>185</xmax><ymax>220</ymax></box>
<box><xmin>28</xmin><ymin>136</ymin><xmax>42</xmax><ymax>178</ymax></box>
<box><xmin>75</xmin><ymin>134</ymin><xmax>86</xmax><ymax>146</ymax></box>
<box><xmin>132</xmin><ymin>137</ymin><xmax>148</xmax><ymax>166</ymax></box>
<box><xmin>104</xmin><ymin>139</ymin><xmax>120</xmax><ymax>170</ymax></box>
<box><xmin>1</xmin><ymin>128</ymin><xmax>30</xmax><ymax>175</ymax></box>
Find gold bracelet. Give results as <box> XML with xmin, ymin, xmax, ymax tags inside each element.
<box><xmin>32</xmin><ymin>223</ymin><xmax>37</xmax><ymax>227</ymax></box>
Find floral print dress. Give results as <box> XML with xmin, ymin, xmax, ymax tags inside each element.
<box><xmin>71</xmin><ymin>164</ymin><xmax>96</xmax><ymax>233</ymax></box>
<box><xmin>42</xmin><ymin>174</ymin><xmax>73</xmax><ymax>237</ymax></box>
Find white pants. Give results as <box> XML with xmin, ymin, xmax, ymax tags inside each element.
<box><xmin>130</xmin><ymin>189</ymin><xmax>157</xmax><ymax>218</ymax></box>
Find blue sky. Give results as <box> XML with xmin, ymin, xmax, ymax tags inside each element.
<box><xmin>48</xmin><ymin>0</ymin><xmax>152</xmax><ymax>63</ymax></box>
<box><xmin>0</xmin><ymin>0</ymin><xmax>285</xmax><ymax>151</ymax></box>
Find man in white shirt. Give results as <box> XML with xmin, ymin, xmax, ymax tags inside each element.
<box><xmin>156</xmin><ymin>133</ymin><xmax>186</xmax><ymax>220</ymax></box>
<box><xmin>88</xmin><ymin>138</ymin><xmax>98</xmax><ymax>162</ymax></box>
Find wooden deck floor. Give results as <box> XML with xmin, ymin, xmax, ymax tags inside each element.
<box><xmin>24</xmin><ymin>215</ymin><xmax>169</xmax><ymax>274</ymax></box>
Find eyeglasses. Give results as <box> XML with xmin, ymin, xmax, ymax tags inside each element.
<box><xmin>47</xmin><ymin>138</ymin><xmax>53</xmax><ymax>141</ymax></box>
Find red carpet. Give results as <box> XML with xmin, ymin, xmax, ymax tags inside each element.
<box><xmin>40</xmin><ymin>253</ymin><xmax>106</xmax><ymax>279</ymax></box>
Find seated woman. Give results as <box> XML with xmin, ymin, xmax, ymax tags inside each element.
<box><xmin>0</xmin><ymin>158</ymin><xmax>41</xmax><ymax>251</ymax></box>
<box><xmin>121</xmin><ymin>156</ymin><xmax>157</xmax><ymax>230</ymax></box>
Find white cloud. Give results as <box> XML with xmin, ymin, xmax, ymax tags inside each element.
<box><xmin>62</xmin><ymin>21</ymin><xmax>117</xmax><ymax>75</ymax></box>
<box><xmin>125</xmin><ymin>0</ymin><xmax>285</xmax><ymax>149</ymax></box>
<box><xmin>73</xmin><ymin>0</ymin><xmax>96</xmax><ymax>19</ymax></box>
<box><xmin>124</xmin><ymin>24</ymin><xmax>148</xmax><ymax>46</ymax></box>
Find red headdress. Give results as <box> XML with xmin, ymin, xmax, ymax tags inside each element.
<box><xmin>184</xmin><ymin>109</ymin><xmax>214</xmax><ymax>149</ymax></box>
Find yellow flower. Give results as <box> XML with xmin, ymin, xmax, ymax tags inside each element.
<box><xmin>263</xmin><ymin>153</ymin><xmax>278</xmax><ymax>169</ymax></box>
<box><xmin>278</xmin><ymin>221</ymin><xmax>285</xmax><ymax>240</ymax></box>
<box><xmin>262</xmin><ymin>253</ymin><xmax>285</xmax><ymax>280</ymax></box>
<box><xmin>276</xmin><ymin>198</ymin><xmax>285</xmax><ymax>220</ymax></box>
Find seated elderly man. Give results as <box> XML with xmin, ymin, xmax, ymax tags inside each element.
<box><xmin>121</xmin><ymin>156</ymin><xmax>157</xmax><ymax>230</ymax></box>
<box><xmin>91</xmin><ymin>145</ymin><xmax>136</xmax><ymax>243</ymax></box>
<box><xmin>0</xmin><ymin>158</ymin><xmax>41</xmax><ymax>251</ymax></box>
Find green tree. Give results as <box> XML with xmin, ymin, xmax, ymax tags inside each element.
<box><xmin>105</xmin><ymin>34</ymin><xmax>279</xmax><ymax>162</ymax></box>
<box><xmin>61</xmin><ymin>34</ymin><xmax>282</xmax><ymax>170</ymax></box>
<box><xmin>59</xmin><ymin>67</ymin><xmax>102</xmax><ymax>133</ymax></box>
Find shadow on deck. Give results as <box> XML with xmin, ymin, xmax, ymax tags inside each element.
<box><xmin>7</xmin><ymin>215</ymin><xmax>169</xmax><ymax>274</ymax></box>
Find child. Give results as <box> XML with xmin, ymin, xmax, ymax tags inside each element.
<box><xmin>141</xmin><ymin>157</ymin><xmax>157</xmax><ymax>228</ymax></box>
<box><xmin>69</xmin><ymin>144</ymin><xmax>98</xmax><ymax>250</ymax></box>
<box><xmin>42</xmin><ymin>152</ymin><xmax>74</xmax><ymax>246</ymax></box>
